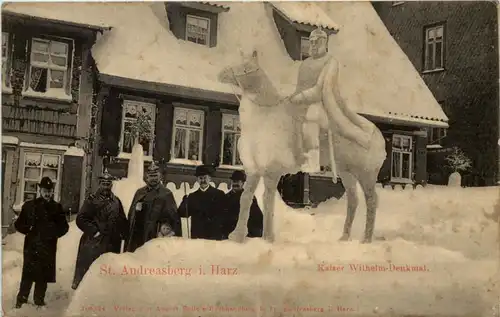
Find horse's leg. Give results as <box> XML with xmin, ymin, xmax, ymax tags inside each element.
<box><xmin>338</xmin><ymin>171</ymin><xmax>359</xmax><ymax>241</ymax></box>
<box><xmin>359</xmin><ymin>172</ymin><xmax>379</xmax><ymax>244</ymax></box>
<box><xmin>229</xmin><ymin>174</ymin><xmax>260</xmax><ymax>243</ymax></box>
<box><xmin>262</xmin><ymin>173</ymin><xmax>280</xmax><ymax>242</ymax></box>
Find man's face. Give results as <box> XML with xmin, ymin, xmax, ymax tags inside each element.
<box><xmin>99</xmin><ymin>180</ymin><xmax>113</xmax><ymax>193</ymax></box>
<box><xmin>231</xmin><ymin>180</ymin><xmax>244</xmax><ymax>192</ymax></box>
<box><xmin>197</xmin><ymin>175</ymin><xmax>211</xmax><ymax>188</ymax></box>
<box><xmin>146</xmin><ymin>172</ymin><xmax>160</xmax><ymax>187</ymax></box>
<box><xmin>310</xmin><ymin>36</ymin><xmax>327</xmax><ymax>58</ymax></box>
<box><xmin>39</xmin><ymin>187</ymin><xmax>54</xmax><ymax>201</ymax></box>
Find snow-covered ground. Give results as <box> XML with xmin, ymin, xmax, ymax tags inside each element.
<box><xmin>3</xmin><ymin>183</ymin><xmax>498</xmax><ymax>317</ymax></box>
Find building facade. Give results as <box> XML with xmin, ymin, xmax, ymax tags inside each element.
<box><xmin>373</xmin><ymin>1</ymin><xmax>500</xmax><ymax>186</ymax></box>
<box><xmin>1</xmin><ymin>9</ymin><xmax>103</xmax><ymax>235</ymax></box>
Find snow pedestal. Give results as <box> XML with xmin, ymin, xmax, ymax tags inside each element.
<box><xmin>112</xmin><ymin>144</ymin><xmax>146</xmax><ymax>215</ymax></box>
<box><xmin>448</xmin><ymin>172</ymin><xmax>462</xmax><ymax>187</ymax></box>
<box><xmin>64</xmin><ymin>238</ymin><xmax>497</xmax><ymax>317</ymax></box>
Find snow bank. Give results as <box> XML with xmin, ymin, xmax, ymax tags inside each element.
<box><xmin>2</xmin><ymin>222</ymin><xmax>82</xmax><ymax>315</ymax></box>
<box><xmin>64</xmin><ymin>184</ymin><xmax>499</xmax><ymax>317</ymax></box>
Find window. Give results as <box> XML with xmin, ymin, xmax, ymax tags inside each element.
<box><xmin>428</xmin><ymin>127</ymin><xmax>447</xmax><ymax>145</ymax></box>
<box><xmin>424</xmin><ymin>25</ymin><xmax>444</xmax><ymax>71</ymax></box>
<box><xmin>25</xmin><ymin>37</ymin><xmax>72</xmax><ymax>98</ymax></box>
<box><xmin>171</xmin><ymin>107</ymin><xmax>204</xmax><ymax>162</ymax></box>
<box><xmin>120</xmin><ymin>100</ymin><xmax>156</xmax><ymax>157</ymax></box>
<box><xmin>186</xmin><ymin>15</ymin><xmax>210</xmax><ymax>46</ymax></box>
<box><xmin>2</xmin><ymin>32</ymin><xmax>9</xmax><ymax>89</ymax></box>
<box><xmin>391</xmin><ymin>134</ymin><xmax>413</xmax><ymax>182</ymax></box>
<box><xmin>300</xmin><ymin>37</ymin><xmax>310</xmax><ymax>61</ymax></box>
<box><xmin>221</xmin><ymin>113</ymin><xmax>242</xmax><ymax>166</ymax></box>
<box><xmin>21</xmin><ymin>152</ymin><xmax>62</xmax><ymax>202</ymax></box>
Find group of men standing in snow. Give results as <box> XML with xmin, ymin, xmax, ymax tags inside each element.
<box><xmin>13</xmin><ymin>162</ymin><xmax>263</xmax><ymax>309</ymax></box>
<box><xmin>70</xmin><ymin>163</ymin><xmax>263</xmax><ymax>290</ymax></box>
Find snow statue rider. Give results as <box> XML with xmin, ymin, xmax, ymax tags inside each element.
<box><xmin>287</xmin><ymin>27</ymin><xmax>374</xmax><ymax>168</ymax></box>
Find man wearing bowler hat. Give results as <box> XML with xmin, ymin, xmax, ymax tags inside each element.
<box><xmin>178</xmin><ymin>164</ymin><xmax>226</xmax><ymax>240</ymax></box>
<box><xmin>125</xmin><ymin>161</ymin><xmax>181</xmax><ymax>252</ymax></box>
<box><xmin>222</xmin><ymin>170</ymin><xmax>263</xmax><ymax>239</ymax></box>
<box><xmin>14</xmin><ymin>176</ymin><xmax>69</xmax><ymax>309</ymax></box>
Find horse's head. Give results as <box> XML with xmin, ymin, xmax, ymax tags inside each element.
<box><xmin>218</xmin><ymin>49</ymin><xmax>262</xmax><ymax>91</ymax></box>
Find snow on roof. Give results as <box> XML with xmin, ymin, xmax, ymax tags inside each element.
<box><xmin>3</xmin><ymin>2</ymin><xmax>447</xmax><ymax>125</ymax></box>
<box><xmin>318</xmin><ymin>2</ymin><xmax>448</xmax><ymax>124</ymax></box>
<box><xmin>90</xmin><ymin>2</ymin><xmax>299</xmax><ymax>96</ymax></box>
<box><xmin>2</xmin><ymin>2</ymin><xmax>112</xmax><ymax>30</ymax></box>
<box><xmin>270</xmin><ymin>2</ymin><xmax>339</xmax><ymax>32</ymax></box>
<box><xmin>199</xmin><ymin>2</ymin><xmax>230</xmax><ymax>11</ymax></box>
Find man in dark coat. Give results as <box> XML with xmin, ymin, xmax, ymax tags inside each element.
<box><xmin>14</xmin><ymin>176</ymin><xmax>69</xmax><ymax>309</ymax></box>
<box><xmin>124</xmin><ymin>161</ymin><xmax>181</xmax><ymax>252</ymax></box>
<box><xmin>178</xmin><ymin>164</ymin><xmax>227</xmax><ymax>240</ymax></box>
<box><xmin>222</xmin><ymin>170</ymin><xmax>263</xmax><ymax>239</ymax></box>
<box><xmin>71</xmin><ymin>170</ymin><xmax>128</xmax><ymax>290</ymax></box>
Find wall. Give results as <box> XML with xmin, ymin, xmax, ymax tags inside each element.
<box><xmin>373</xmin><ymin>1</ymin><xmax>500</xmax><ymax>186</ymax></box>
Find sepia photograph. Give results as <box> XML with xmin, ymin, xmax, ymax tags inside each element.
<box><xmin>1</xmin><ymin>1</ymin><xmax>499</xmax><ymax>316</ymax></box>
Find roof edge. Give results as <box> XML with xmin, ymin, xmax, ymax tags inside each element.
<box><xmin>2</xmin><ymin>10</ymin><xmax>112</xmax><ymax>32</ymax></box>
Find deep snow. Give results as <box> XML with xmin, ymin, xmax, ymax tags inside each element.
<box><xmin>3</xmin><ymin>183</ymin><xmax>499</xmax><ymax>317</ymax></box>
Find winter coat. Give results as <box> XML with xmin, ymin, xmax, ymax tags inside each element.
<box><xmin>72</xmin><ymin>191</ymin><xmax>128</xmax><ymax>288</ymax></box>
<box><xmin>14</xmin><ymin>197</ymin><xmax>69</xmax><ymax>283</ymax></box>
<box><xmin>125</xmin><ymin>185</ymin><xmax>181</xmax><ymax>253</ymax></box>
<box><xmin>222</xmin><ymin>190</ymin><xmax>263</xmax><ymax>239</ymax></box>
<box><xmin>178</xmin><ymin>186</ymin><xmax>227</xmax><ymax>240</ymax></box>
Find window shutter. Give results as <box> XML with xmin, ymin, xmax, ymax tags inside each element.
<box><xmin>154</xmin><ymin>102</ymin><xmax>174</xmax><ymax>162</ymax></box>
<box><xmin>204</xmin><ymin>109</ymin><xmax>222</xmax><ymax>167</ymax></box>
<box><xmin>414</xmin><ymin>135</ymin><xmax>427</xmax><ymax>185</ymax></box>
<box><xmin>98</xmin><ymin>92</ymin><xmax>121</xmax><ymax>156</ymax></box>
<box><xmin>377</xmin><ymin>133</ymin><xmax>392</xmax><ymax>184</ymax></box>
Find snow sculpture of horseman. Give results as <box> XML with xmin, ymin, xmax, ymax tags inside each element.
<box><xmin>217</xmin><ymin>27</ymin><xmax>386</xmax><ymax>244</ymax></box>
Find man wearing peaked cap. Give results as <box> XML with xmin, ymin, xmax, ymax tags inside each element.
<box><xmin>178</xmin><ymin>164</ymin><xmax>226</xmax><ymax>240</ymax></box>
<box><xmin>221</xmin><ymin>170</ymin><xmax>263</xmax><ymax>239</ymax></box>
<box><xmin>72</xmin><ymin>168</ymin><xmax>128</xmax><ymax>290</ymax></box>
<box><xmin>14</xmin><ymin>176</ymin><xmax>69</xmax><ymax>309</ymax></box>
<box><xmin>125</xmin><ymin>161</ymin><xmax>181</xmax><ymax>252</ymax></box>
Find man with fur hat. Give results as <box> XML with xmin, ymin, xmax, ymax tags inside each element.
<box><xmin>72</xmin><ymin>169</ymin><xmax>128</xmax><ymax>289</ymax></box>
<box><xmin>178</xmin><ymin>164</ymin><xmax>227</xmax><ymax>240</ymax></box>
<box><xmin>222</xmin><ymin>170</ymin><xmax>263</xmax><ymax>239</ymax></box>
<box><xmin>125</xmin><ymin>161</ymin><xmax>181</xmax><ymax>252</ymax></box>
<box><xmin>14</xmin><ymin>176</ymin><xmax>69</xmax><ymax>309</ymax></box>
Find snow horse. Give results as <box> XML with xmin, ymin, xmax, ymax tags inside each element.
<box><xmin>217</xmin><ymin>49</ymin><xmax>386</xmax><ymax>244</ymax></box>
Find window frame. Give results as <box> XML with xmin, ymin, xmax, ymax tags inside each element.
<box><xmin>185</xmin><ymin>14</ymin><xmax>211</xmax><ymax>46</ymax></box>
<box><xmin>18</xmin><ymin>149</ymin><xmax>63</xmax><ymax>205</ymax></box>
<box><xmin>170</xmin><ymin>106</ymin><xmax>205</xmax><ymax>165</ymax></box>
<box><xmin>118</xmin><ymin>100</ymin><xmax>157</xmax><ymax>160</ymax></box>
<box><xmin>220</xmin><ymin>112</ymin><xmax>243</xmax><ymax>168</ymax></box>
<box><xmin>22</xmin><ymin>35</ymin><xmax>74</xmax><ymax>101</ymax></box>
<box><xmin>423</xmin><ymin>24</ymin><xmax>445</xmax><ymax>73</ymax></box>
<box><xmin>300</xmin><ymin>36</ymin><xmax>311</xmax><ymax>61</ymax></box>
<box><xmin>390</xmin><ymin>134</ymin><xmax>413</xmax><ymax>183</ymax></box>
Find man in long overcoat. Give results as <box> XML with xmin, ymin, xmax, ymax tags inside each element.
<box><xmin>178</xmin><ymin>165</ymin><xmax>227</xmax><ymax>240</ymax></box>
<box><xmin>72</xmin><ymin>170</ymin><xmax>128</xmax><ymax>290</ymax></box>
<box><xmin>14</xmin><ymin>177</ymin><xmax>69</xmax><ymax>309</ymax></box>
<box><xmin>124</xmin><ymin>162</ymin><xmax>181</xmax><ymax>252</ymax></box>
<box><xmin>222</xmin><ymin>170</ymin><xmax>263</xmax><ymax>239</ymax></box>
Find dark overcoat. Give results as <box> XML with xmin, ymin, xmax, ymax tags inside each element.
<box><xmin>124</xmin><ymin>185</ymin><xmax>181</xmax><ymax>252</ymax></box>
<box><xmin>14</xmin><ymin>197</ymin><xmax>69</xmax><ymax>283</ymax></box>
<box><xmin>72</xmin><ymin>191</ymin><xmax>128</xmax><ymax>288</ymax></box>
<box><xmin>222</xmin><ymin>190</ymin><xmax>263</xmax><ymax>239</ymax></box>
<box><xmin>178</xmin><ymin>186</ymin><xmax>227</xmax><ymax>240</ymax></box>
